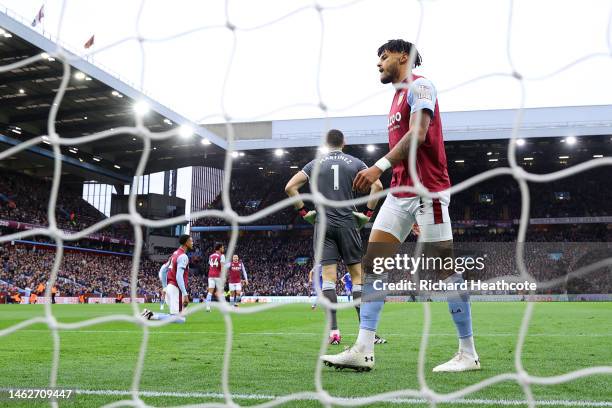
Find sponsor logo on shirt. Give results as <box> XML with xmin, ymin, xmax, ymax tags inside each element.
<box><xmin>388</xmin><ymin>111</ymin><xmax>402</xmax><ymax>128</ymax></box>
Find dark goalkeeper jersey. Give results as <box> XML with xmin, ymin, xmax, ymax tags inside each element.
<box><xmin>301</xmin><ymin>151</ymin><xmax>367</xmax><ymax>228</ymax></box>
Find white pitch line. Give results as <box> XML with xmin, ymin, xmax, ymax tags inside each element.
<box><xmin>72</xmin><ymin>389</ymin><xmax>612</xmax><ymax>406</ymax></box>
<box><xmin>13</xmin><ymin>329</ymin><xmax>612</xmax><ymax>337</ymax></box>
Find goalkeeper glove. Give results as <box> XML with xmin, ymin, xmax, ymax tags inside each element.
<box><xmin>353</xmin><ymin>208</ymin><xmax>374</xmax><ymax>229</ymax></box>
<box><xmin>297</xmin><ymin>206</ymin><xmax>317</xmax><ymax>225</ymax></box>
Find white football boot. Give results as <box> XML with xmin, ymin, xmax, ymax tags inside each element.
<box><xmin>321</xmin><ymin>346</ymin><xmax>374</xmax><ymax>372</ymax></box>
<box><xmin>432</xmin><ymin>351</ymin><xmax>481</xmax><ymax>372</ymax></box>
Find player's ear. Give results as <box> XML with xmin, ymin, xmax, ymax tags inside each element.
<box><xmin>399</xmin><ymin>53</ymin><xmax>408</xmax><ymax>65</ymax></box>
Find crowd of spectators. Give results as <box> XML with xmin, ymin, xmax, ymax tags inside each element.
<box><xmin>192</xmin><ymin>171</ymin><xmax>301</xmax><ymax>226</ymax></box>
<box><xmin>3</xmin><ymin>158</ymin><xmax>609</xmax><ymax>241</ymax></box>
<box><xmin>0</xmin><ymin>171</ymin><xmax>132</xmax><ymax>240</ymax></box>
<box><xmin>193</xmin><ymin>166</ymin><xmax>612</xmax><ymax>227</ymax></box>
<box><xmin>0</xmin><ymin>223</ymin><xmax>612</xmax><ymax>297</ymax></box>
<box><xmin>449</xmin><ymin>166</ymin><xmax>612</xmax><ymax>221</ymax></box>
<box><xmin>1</xmin><ymin>162</ymin><xmax>610</xmax><ymax>303</ymax></box>
<box><xmin>3</xmin><ymin>222</ymin><xmax>610</xmax><ymax>304</ymax></box>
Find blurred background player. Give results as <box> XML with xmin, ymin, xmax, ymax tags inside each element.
<box><xmin>308</xmin><ymin>263</ymin><xmax>323</xmax><ymax>310</ymax></box>
<box><xmin>227</xmin><ymin>254</ymin><xmax>248</xmax><ymax>308</ymax></box>
<box><xmin>340</xmin><ymin>269</ymin><xmax>391</xmax><ymax>343</ymax></box>
<box><xmin>141</xmin><ymin>234</ymin><xmax>192</xmax><ymax>323</ymax></box>
<box><xmin>341</xmin><ymin>271</ymin><xmax>352</xmax><ymax>302</ymax></box>
<box><xmin>322</xmin><ymin>39</ymin><xmax>478</xmax><ymax>372</ymax></box>
<box><xmin>24</xmin><ymin>284</ymin><xmax>31</xmax><ymax>304</ymax></box>
<box><xmin>285</xmin><ymin>129</ymin><xmax>384</xmax><ymax>345</ymax></box>
<box><xmin>206</xmin><ymin>243</ymin><xmax>225</xmax><ymax>312</ymax></box>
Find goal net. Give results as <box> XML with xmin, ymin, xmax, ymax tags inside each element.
<box><xmin>0</xmin><ymin>1</ymin><xmax>611</xmax><ymax>407</ymax></box>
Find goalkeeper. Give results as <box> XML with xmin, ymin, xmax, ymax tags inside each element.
<box><xmin>285</xmin><ymin>129</ymin><xmax>384</xmax><ymax>345</ymax></box>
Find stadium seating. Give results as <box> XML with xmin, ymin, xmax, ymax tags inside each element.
<box><xmin>0</xmin><ymin>170</ymin><xmax>133</xmax><ymax>240</ymax></box>
<box><xmin>194</xmin><ymin>166</ymin><xmax>612</xmax><ymax>226</ymax></box>
<box><xmin>2</xmin><ymin>222</ymin><xmax>610</xmax><ymax>301</ymax></box>
<box><xmin>1</xmin><ymin>163</ymin><xmax>610</xmax><ymax>300</ymax></box>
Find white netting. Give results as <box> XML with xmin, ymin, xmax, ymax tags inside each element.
<box><xmin>0</xmin><ymin>1</ymin><xmax>611</xmax><ymax>407</ymax></box>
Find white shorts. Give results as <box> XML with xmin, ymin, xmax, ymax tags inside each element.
<box><xmin>208</xmin><ymin>278</ymin><xmax>222</xmax><ymax>289</ymax></box>
<box><xmin>229</xmin><ymin>283</ymin><xmax>242</xmax><ymax>292</ymax></box>
<box><xmin>166</xmin><ymin>284</ymin><xmax>183</xmax><ymax>315</ymax></box>
<box><xmin>372</xmin><ymin>191</ymin><xmax>453</xmax><ymax>243</ymax></box>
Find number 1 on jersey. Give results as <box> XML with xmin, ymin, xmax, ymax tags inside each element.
<box><xmin>331</xmin><ymin>164</ymin><xmax>339</xmax><ymax>190</ymax></box>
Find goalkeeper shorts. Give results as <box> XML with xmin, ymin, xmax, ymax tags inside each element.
<box><xmin>314</xmin><ymin>225</ymin><xmax>363</xmax><ymax>266</ymax></box>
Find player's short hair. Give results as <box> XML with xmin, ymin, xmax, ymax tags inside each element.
<box><xmin>377</xmin><ymin>39</ymin><xmax>422</xmax><ymax>68</ymax></box>
<box><xmin>214</xmin><ymin>242</ymin><xmax>224</xmax><ymax>251</ymax></box>
<box><xmin>326</xmin><ymin>129</ymin><xmax>344</xmax><ymax>148</ymax></box>
<box><xmin>179</xmin><ymin>234</ymin><xmax>191</xmax><ymax>245</ymax></box>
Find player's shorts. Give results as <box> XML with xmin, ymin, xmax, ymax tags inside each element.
<box><xmin>314</xmin><ymin>225</ymin><xmax>363</xmax><ymax>266</ymax></box>
<box><xmin>208</xmin><ymin>278</ymin><xmax>222</xmax><ymax>289</ymax></box>
<box><xmin>372</xmin><ymin>191</ymin><xmax>453</xmax><ymax>243</ymax></box>
<box><xmin>228</xmin><ymin>282</ymin><xmax>242</xmax><ymax>292</ymax></box>
<box><xmin>166</xmin><ymin>284</ymin><xmax>183</xmax><ymax>314</ymax></box>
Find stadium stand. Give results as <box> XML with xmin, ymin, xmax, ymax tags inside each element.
<box><xmin>194</xmin><ymin>162</ymin><xmax>612</xmax><ymax>226</ymax></box>
<box><xmin>3</xmin><ymin>222</ymin><xmax>610</xmax><ymax>302</ymax></box>
<box><xmin>0</xmin><ymin>170</ymin><xmax>133</xmax><ymax>240</ymax></box>
<box><xmin>194</xmin><ymin>171</ymin><xmax>297</xmax><ymax>226</ymax></box>
<box><xmin>2</xmin><ymin>149</ymin><xmax>611</xmax><ymax>300</ymax></box>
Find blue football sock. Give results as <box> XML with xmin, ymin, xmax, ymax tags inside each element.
<box><xmin>445</xmin><ymin>274</ymin><xmax>473</xmax><ymax>339</ymax></box>
<box><xmin>359</xmin><ymin>274</ymin><xmax>387</xmax><ymax>331</ymax></box>
<box><xmin>359</xmin><ymin>300</ymin><xmax>384</xmax><ymax>331</ymax></box>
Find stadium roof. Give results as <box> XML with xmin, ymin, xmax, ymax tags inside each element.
<box><xmin>226</xmin><ymin>104</ymin><xmax>612</xmax><ymax>150</ymax></box>
<box><xmin>0</xmin><ymin>10</ymin><xmax>226</xmax><ymax>184</ymax></box>
<box><xmin>1</xmin><ymin>8</ymin><xmax>611</xmax><ymax>183</ymax></box>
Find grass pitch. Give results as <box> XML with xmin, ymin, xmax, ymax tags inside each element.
<box><xmin>0</xmin><ymin>302</ymin><xmax>610</xmax><ymax>407</ymax></box>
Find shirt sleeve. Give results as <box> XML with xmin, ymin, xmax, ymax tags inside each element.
<box><xmin>356</xmin><ymin>158</ymin><xmax>367</xmax><ymax>172</ymax></box>
<box><xmin>158</xmin><ymin>260</ymin><xmax>170</xmax><ymax>289</ymax></box>
<box><xmin>176</xmin><ymin>254</ymin><xmax>189</xmax><ymax>295</ymax></box>
<box><xmin>408</xmin><ymin>77</ymin><xmax>436</xmax><ymax>116</ymax></box>
<box><xmin>301</xmin><ymin>159</ymin><xmax>315</xmax><ymax>179</ymax></box>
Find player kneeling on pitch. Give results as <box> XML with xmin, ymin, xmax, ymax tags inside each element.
<box><xmin>141</xmin><ymin>234</ymin><xmax>193</xmax><ymax>323</ymax></box>
<box><xmin>320</xmin><ymin>39</ymin><xmax>480</xmax><ymax>372</ymax></box>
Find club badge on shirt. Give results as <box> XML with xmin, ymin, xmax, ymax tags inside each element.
<box><xmin>397</xmin><ymin>91</ymin><xmax>404</xmax><ymax>106</ymax></box>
